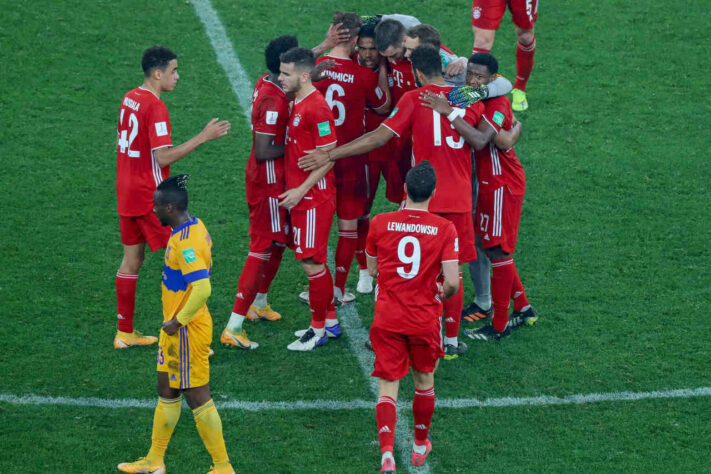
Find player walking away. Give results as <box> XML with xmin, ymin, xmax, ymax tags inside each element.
<box><xmin>118</xmin><ymin>175</ymin><xmax>234</xmax><ymax>474</ymax></box>
<box><xmin>367</xmin><ymin>161</ymin><xmax>459</xmax><ymax>473</ymax></box>
<box><xmin>277</xmin><ymin>47</ymin><xmax>340</xmax><ymax>351</ymax></box>
<box><xmin>220</xmin><ymin>36</ymin><xmax>297</xmax><ymax>351</ymax></box>
<box><xmin>298</xmin><ymin>46</ymin><xmax>519</xmax><ymax>359</ymax></box>
<box><xmin>422</xmin><ymin>53</ymin><xmax>536</xmax><ymax>340</ymax></box>
<box><xmin>114</xmin><ymin>46</ymin><xmax>230</xmax><ymax>349</ymax></box>
<box><xmin>471</xmin><ymin>0</ymin><xmax>538</xmax><ymax>111</ymax></box>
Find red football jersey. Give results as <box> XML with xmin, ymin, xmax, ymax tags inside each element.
<box><xmin>387</xmin><ymin>57</ymin><xmax>416</xmax><ymax>106</ymax></box>
<box><xmin>474</xmin><ymin>96</ymin><xmax>526</xmax><ymax>195</ymax></box>
<box><xmin>382</xmin><ymin>84</ymin><xmax>485</xmax><ymax>213</ymax></box>
<box><xmin>284</xmin><ymin>88</ymin><xmax>338</xmax><ymax>211</ymax></box>
<box><xmin>246</xmin><ymin>74</ymin><xmax>289</xmax><ymax>205</ymax></box>
<box><xmin>116</xmin><ymin>87</ymin><xmax>172</xmax><ymax>216</ymax></box>
<box><xmin>366</xmin><ymin>208</ymin><xmax>459</xmax><ymax>335</ymax></box>
<box><xmin>315</xmin><ymin>55</ymin><xmax>387</xmax><ymax>182</ymax></box>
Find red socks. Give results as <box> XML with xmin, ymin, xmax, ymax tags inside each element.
<box><xmin>443</xmin><ymin>272</ymin><xmax>464</xmax><ymax>338</ymax></box>
<box><xmin>472</xmin><ymin>47</ymin><xmax>491</xmax><ymax>54</ymax></box>
<box><xmin>334</xmin><ymin>228</ymin><xmax>358</xmax><ymax>293</ymax></box>
<box><xmin>514</xmin><ymin>37</ymin><xmax>536</xmax><ymax>91</ymax></box>
<box><xmin>376</xmin><ymin>396</ymin><xmax>397</xmax><ymax>454</ymax></box>
<box><xmin>413</xmin><ymin>387</ymin><xmax>435</xmax><ymax>444</ymax></box>
<box><xmin>258</xmin><ymin>244</ymin><xmax>284</xmax><ymax>294</ymax></box>
<box><xmin>308</xmin><ymin>267</ymin><xmax>333</xmax><ymax>329</ymax></box>
<box><xmin>116</xmin><ymin>272</ymin><xmax>138</xmax><ymax>333</ymax></box>
<box><xmin>232</xmin><ymin>251</ymin><xmax>270</xmax><ymax>315</ymax></box>
<box><xmin>491</xmin><ymin>258</ymin><xmax>515</xmax><ymax>332</ymax></box>
<box><xmin>354</xmin><ymin>217</ymin><xmax>370</xmax><ymax>270</ymax></box>
<box><xmin>511</xmin><ymin>261</ymin><xmax>529</xmax><ymax>312</ymax></box>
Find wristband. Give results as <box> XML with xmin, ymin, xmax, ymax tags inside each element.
<box><xmin>447</xmin><ymin>108</ymin><xmax>465</xmax><ymax>122</ymax></box>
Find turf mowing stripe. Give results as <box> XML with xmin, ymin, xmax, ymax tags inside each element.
<box><xmin>191</xmin><ymin>0</ymin><xmax>253</xmax><ymax>123</ymax></box>
<box><xmin>3</xmin><ymin>387</ymin><xmax>710</xmax><ymax>411</ymax></box>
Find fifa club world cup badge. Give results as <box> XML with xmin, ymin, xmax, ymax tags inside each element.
<box><xmin>293</xmin><ymin>114</ymin><xmax>301</xmax><ymax>127</ymax></box>
<box><xmin>473</xmin><ymin>6</ymin><xmax>482</xmax><ymax>20</ymax></box>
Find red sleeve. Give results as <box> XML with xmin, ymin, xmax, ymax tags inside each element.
<box><xmin>463</xmin><ymin>101</ymin><xmax>485</xmax><ymax>127</ymax></box>
<box><xmin>310</xmin><ymin>101</ymin><xmax>338</xmax><ymax>148</ymax></box>
<box><xmin>382</xmin><ymin>92</ymin><xmax>415</xmax><ymax>137</ymax></box>
<box><xmin>365</xmin><ymin>215</ymin><xmax>381</xmax><ymax>258</ymax></box>
<box><xmin>365</xmin><ymin>72</ymin><xmax>387</xmax><ymax>110</ymax></box>
<box><xmin>441</xmin><ymin>221</ymin><xmax>459</xmax><ymax>263</ymax></box>
<box><xmin>147</xmin><ymin>101</ymin><xmax>172</xmax><ymax>150</ymax></box>
<box><xmin>253</xmin><ymin>95</ymin><xmax>285</xmax><ymax>135</ymax></box>
<box><xmin>482</xmin><ymin>99</ymin><xmax>509</xmax><ymax>133</ymax></box>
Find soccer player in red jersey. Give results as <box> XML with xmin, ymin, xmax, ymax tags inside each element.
<box><xmin>298</xmin><ymin>46</ymin><xmax>519</xmax><ymax>359</ymax></box>
<box><xmin>314</xmin><ymin>12</ymin><xmax>389</xmax><ymax>304</ymax></box>
<box><xmin>220</xmin><ymin>36</ymin><xmax>298</xmax><ymax>351</ymax></box>
<box><xmin>114</xmin><ymin>46</ymin><xmax>230</xmax><ymax>349</ymax></box>
<box><xmin>367</xmin><ymin>161</ymin><xmax>460</xmax><ymax>472</ymax></box>
<box><xmin>471</xmin><ymin>0</ymin><xmax>538</xmax><ymax>111</ymax></box>
<box><xmin>277</xmin><ymin>47</ymin><xmax>340</xmax><ymax>351</ymax></box>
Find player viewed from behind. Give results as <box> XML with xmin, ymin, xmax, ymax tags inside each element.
<box><xmin>118</xmin><ymin>175</ymin><xmax>234</xmax><ymax>474</ymax></box>
<box><xmin>471</xmin><ymin>0</ymin><xmax>538</xmax><ymax>110</ymax></box>
<box><xmin>221</xmin><ymin>35</ymin><xmax>297</xmax><ymax>351</ymax></box>
<box><xmin>114</xmin><ymin>46</ymin><xmax>230</xmax><ymax>350</ymax></box>
<box><xmin>277</xmin><ymin>47</ymin><xmax>340</xmax><ymax>351</ymax></box>
<box><xmin>367</xmin><ymin>161</ymin><xmax>459</xmax><ymax>473</ymax></box>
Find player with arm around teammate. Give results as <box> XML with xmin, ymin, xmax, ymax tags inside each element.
<box><xmin>118</xmin><ymin>175</ymin><xmax>234</xmax><ymax>474</ymax></box>
<box><xmin>367</xmin><ymin>161</ymin><xmax>459</xmax><ymax>473</ymax></box>
<box><xmin>114</xmin><ymin>46</ymin><xmax>230</xmax><ymax>349</ymax></box>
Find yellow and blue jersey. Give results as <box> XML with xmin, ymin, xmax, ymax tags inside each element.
<box><xmin>161</xmin><ymin>216</ymin><xmax>212</xmax><ymax>323</ymax></box>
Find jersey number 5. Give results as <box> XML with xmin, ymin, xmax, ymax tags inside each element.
<box><xmin>397</xmin><ymin>236</ymin><xmax>421</xmax><ymax>279</ymax></box>
<box><xmin>117</xmin><ymin>109</ymin><xmax>140</xmax><ymax>157</ymax></box>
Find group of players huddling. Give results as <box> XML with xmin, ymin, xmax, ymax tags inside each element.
<box><xmin>113</xmin><ymin>3</ymin><xmax>539</xmax><ymax>473</ymax></box>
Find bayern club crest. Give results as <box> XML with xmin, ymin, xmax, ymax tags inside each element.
<box><xmin>293</xmin><ymin>113</ymin><xmax>302</xmax><ymax>126</ymax></box>
<box><xmin>473</xmin><ymin>6</ymin><xmax>482</xmax><ymax>19</ymax></box>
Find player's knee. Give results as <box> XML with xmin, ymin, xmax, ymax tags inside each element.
<box><xmin>517</xmin><ymin>31</ymin><xmax>535</xmax><ymax>46</ymax></box>
<box><xmin>473</xmin><ymin>28</ymin><xmax>495</xmax><ymax>50</ymax></box>
<box><xmin>120</xmin><ymin>254</ymin><xmax>144</xmax><ymax>273</ymax></box>
<box><xmin>412</xmin><ymin>370</ymin><xmax>434</xmax><ymax>389</ymax></box>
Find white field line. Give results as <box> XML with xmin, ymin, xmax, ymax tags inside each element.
<box><xmin>2</xmin><ymin>387</ymin><xmax>710</xmax><ymax>411</ymax></box>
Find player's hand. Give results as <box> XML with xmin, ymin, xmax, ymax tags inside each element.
<box><xmin>436</xmin><ymin>282</ymin><xmax>446</xmax><ymax>301</ymax></box>
<box><xmin>162</xmin><ymin>318</ymin><xmax>181</xmax><ymax>336</ymax></box>
<box><xmin>312</xmin><ymin>59</ymin><xmax>337</xmax><ymax>81</ymax></box>
<box><xmin>419</xmin><ymin>91</ymin><xmax>453</xmax><ymax>116</ymax></box>
<box><xmin>298</xmin><ymin>148</ymin><xmax>330</xmax><ymax>171</ymax></box>
<box><xmin>444</xmin><ymin>57</ymin><xmax>467</xmax><ymax>78</ymax></box>
<box><xmin>200</xmin><ymin>118</ymin><xmax>231</xmax><ymax>142</ymax></box>
<box><xmin>447</xmin><ymin>85</ymin><xmax>488</xmax><ymax>108</ymax></box>
<box><xmin>278</xmin><ymin>188</ymin><xmax>305</xmax><ymax>209</ymax></box>
<box><xmin>323</xmin><ymin>23</ymin><xmax>349</xmax><ymax>51</ymax></box>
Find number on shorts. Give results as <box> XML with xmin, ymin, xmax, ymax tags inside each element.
<box><xmin>396</xmin><ymin>236</ymin><xmax>421</xmax><ymax>279</ymax></box>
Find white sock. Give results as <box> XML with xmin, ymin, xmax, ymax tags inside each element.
<box><xmin>413</xmin><ymin>443</ymin><xmax>427</xmax><ymax>455</ymax></box>
<box><xmin>325</xmin><ymin>318</ymin><xmax>339</xmax><ymax>328</ymax></box>
<box><xmin>253</xmin><ymin>292</ymin><xmax>268</xmax><ymax>309</ymax></box>
<box><xmin>381</xmin><ymin>451</ymin><xmax>395</xmax><ymax>465</ymax></box>
<box><xmin>444</xmin><ymin>336</ymin><xmax>458</xmax><ymax>347</ymax></box>
<box><xmin>226</xmin><ymin>312</ymin><xmax>245</xmax><ymax>332</ymax></box>
<box><xmin>519</xmin><ymin>304</ymin><xmax>531</xmax><ymax>313</ymax></box>
<box><xmin>474</xmin><ymin>297</ymin><xmax>492</xmax><ymax>311</ymax></box>
<box><xmin>312</xmin><ymin>326</ymin><xmax>326</xmax><ymax>338</ymax></box>
<box><xmin>359</xmin><ymin>269</ymin><xmax>371</xmax><ymax>278</ymax></box>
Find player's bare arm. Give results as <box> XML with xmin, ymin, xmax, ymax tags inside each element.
<box><xmin>366</xmin><ymin>254</ymin><xmax>378</xmax><ymax>278</ymax></box>
<box><xmin>371</xmin><ymin>61</ymin><xmax>392</xmax><ymax>115</ymax></box>
<box><xmin>154</xmin><ymin>118</ymin><xmax>231</xmax><ymax>167</ymax></box>
<box><xmin>310</xmin><ymin>59</ymin><xmax>337</xmax><ymax>82</ymax></box>
<box><xmin>441</xmin><ymin>260</ymin><xmax>459</xmax><ymax>300</ymax></box>
<box><xmin>312</xmin><ymin>23</ymin><xmax>350</xmax><ymax>57</ymax></box>
<box><xmin>443</xmin><ymin>56</ymin><xmax>468</xmax><ymax>78</ymax></box>
<box><xmin>298</xmin><ymin>125</ymin><xmax>394</xmax><ymax>171</ymax></box>
<box><xmin>494</xmin><ymin>120</ymin><xmax>522</xmax><ymax>150</ymax></box>
<box><xmin>419</xmin><ymin>92</ymin><xmax>494</xmax><ymax>150</ymax></box>
<box><xmin>253</xmin><ymin>132</ymin><xmax>285</xmax><ymax>161</ymax></box>
<box><xmin>279</xmin><ymin>144</ymin><xmax>336</xmax><ymax>209</ymax></box>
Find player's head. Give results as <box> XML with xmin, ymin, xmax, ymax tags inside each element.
<box><xmin>278</xmin><ymin>47</ymin><xmax>316</xmax><ymax>94</ymax></box>
<box><xmin>404</xmin><ymin>24</ymin><xmax>441</xmax><ymax>60</ymax></box>
<box><xmin>405</xmin><ymin>160</ymin><xmax>437</xmax><ymax>203</ymax></box>
<box><xmin>410</xmin><ymin>46</ymin><xmax>442</xmax><ymax>87</ymax></box>
<box><xmin>467</xmin><ymin>52</ymin><xmax>498</xmax><ymax>87</ymax></box>
<box><xmin>332</xmin><ymin>11</ymin><xmax>362</xmax><ymax>50</ymax></box>
<box><xmin>154</xmin><ymin>174</ymin><xmax>190</xmax><ymax>226</ymax></box>
<box><xmin>375</xmin><ymin>19</ymin><xmax>406</xmax><ymax>60</ymax></box>
<box><xmin>265</xmin><ymin>35</ymin><xmax>298</xmax><ymax>75</ymax></box>
<box><xmin>142</xmin><ymin>46</ymin><xmax>179</xmax><ymax>91</ymax></box>
<box><xmin>357</xmin><ymin>23</ymin><xmax>380</xmax><ymax>69</ymax></box>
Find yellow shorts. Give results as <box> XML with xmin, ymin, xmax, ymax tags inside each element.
<box><xmin>156</xmin><ymin>312</ymin><xmax>212</xmax><ymax>389</ymax></box>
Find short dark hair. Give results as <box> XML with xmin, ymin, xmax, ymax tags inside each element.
<box><xmin>406</xmin><ymin>160</ymin><xmax>436</xmax><ymax>202</ymax></box>
<box><xmin>265</xmin><ymin>35</ymin><xmax>298</xmax><ymax>74</ymax></box>
<box><xmin>375</xmin><ymin>19</ymin><xmax>405</xmax><ymax>52</ymax></box>
<box><xmin>279</xmin><ymin>47</ymin><xmax>315</xmax><ymax>73</ymax></box>
<box><xmin>469</xmin><ymin>52</ymin><xmax>498</xmax><ymax>75</ymax></box>
<box><xmin>406</xmin><ymin>24</ymin><xmax>441</xmax><ymax>49</ymax></box>
<box><xmin>142</xmin><ymin>46</ymin><xmax>177</xmax><ymax>77</ymax></box>
<box><xmin>411</xmin><ymin>46</ymin><xmax>442</xmax><ymax>79</ymax></box>
<box><xmin>358</xmin><ymin>22</ymin><xmax>376</xmax><ymax>41</ymax></box>
<box><xmin>333</xmin><ymin>11</ymin><xmax>362</xmax><ymax>41</ymax></box>
<box><xmin>156</xmin><ymin>174</ymin><xmax>190</xmax><ymax>211</ymax></box>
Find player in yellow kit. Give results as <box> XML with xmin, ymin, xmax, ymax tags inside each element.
<box><xmin>118</xmin><ymin>175</ymin><xmax>234</xmax><ymax>474</ymax></box>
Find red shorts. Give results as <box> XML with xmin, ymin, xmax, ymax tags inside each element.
<box><xmin>336</xmin><ymin>164</ymin><xmax>369</xmax><ymax>220</ymax></box>
<box><xmin>119</xmin><ymin>213</ymin><xmax>170</xmax><ymax>251</ymax></box>
<box><xmin>472</xmin><ymin>0</ymin><xmax>539</xmax><ymax>30</ymax></box>
<box><xmin>289</xmin><ymin>198</ymin><xmax>335</xmax><ymax>263</ymax></box>
<box><xmin>370</xmin><ymin>324</ymin><xmax>444</xmax><ymax>381</ymax></box>
<box><xmin>436</xmin><ymin>212</ymin><xmax>477</xmax><ymax>263</ymax></box>
<box><xmin>475</xmin><ymin>187</ymin><xmax>523</xmax><ymax>254</ymax></box>
<box><xmin>248</xmin><ymin>197</ymin><xmax>288</xmax><ymax>252</ymax></box>
<box><xmin>367</xmin><ymin>160</ymin><xmax>404</xmax><ymax>206</ymax></box>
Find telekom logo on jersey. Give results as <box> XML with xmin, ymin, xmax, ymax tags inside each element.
<box><xmin>391</xmin><ymin>69</ymin><xmax>405</xmax><ymax>88</ymax></box>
